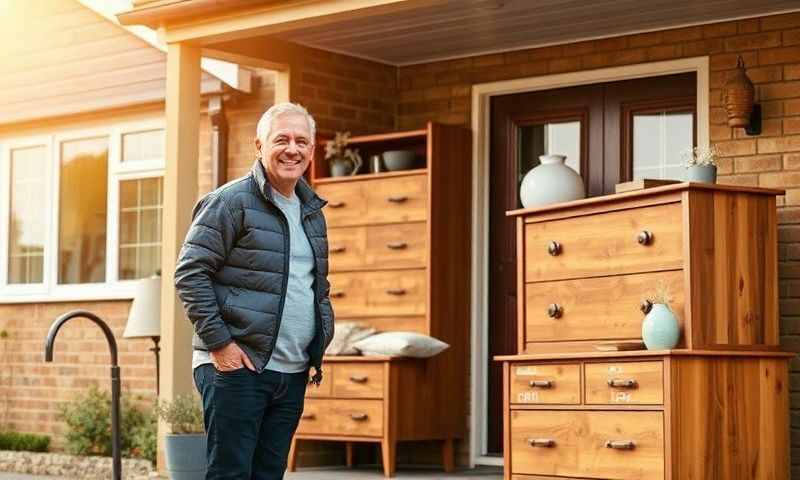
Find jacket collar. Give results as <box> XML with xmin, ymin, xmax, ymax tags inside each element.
<box><xmin>250</xmin><ymin>159</ymin><xmax>327</xmax><ymax>214</ymax></box>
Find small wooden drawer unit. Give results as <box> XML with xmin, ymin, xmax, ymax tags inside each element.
<box><xmin>509</xmin><ymin>183</ymin><xmax>782</xmax><ymax>353</ymax></box>
<box><xmin>500</xmin><ymin>351</ymin><xmax>792</xmax><ymax>480</ymax></box>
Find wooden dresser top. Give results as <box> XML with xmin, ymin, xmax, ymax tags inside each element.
<box><xmin>507</xmin><ymin>182</ymin><xmax>785</xmax><ymax>218</ymax></box>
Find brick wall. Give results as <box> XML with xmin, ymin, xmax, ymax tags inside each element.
<box><xmin>0</xmin><ymin>300</ymin><xmax>156</xmax><ymax>449</ymax></box>
<box><xmin>394</xmin><ymin>11</ymin><xmax>800</xmax><ymax>473</ymax></box>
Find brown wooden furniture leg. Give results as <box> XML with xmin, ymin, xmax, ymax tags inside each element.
<box><xmin>442</xmin><ymin>438</ymin><xmax>455</xmax><ymax>472</ymax></box>
<box><xmin>287</xmin><ymin>437</ymin><xmax>298</xmax><ymax>472</ymax></box>
<box><xmin>346</xmin><ymin>442</ymin><xmax>354</xmax><ymax>468</ymax></box>
<box><xmin>381</xmin><ymin>439</ymin><xmax>396</xmax><ymax>478</ymax></box>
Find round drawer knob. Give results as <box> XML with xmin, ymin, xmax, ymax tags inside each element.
<box><xmin>547</xmin><ymin>241</ymin><xmax>562</xmax><ymax>256</ymax></box>
<box><xmin>640</xmin><ymin>299</ymin><xmax>653</xmax><ymax>314</ymax></box>
<box><xmin>637</xmin><ymin>230</ymin><xmax>654</xmax><ymax>245</ymax></box>
<box><xmin>547</xmin><ymin>303</ymin><xmax>563</xmax><ymax>319</ymax></box>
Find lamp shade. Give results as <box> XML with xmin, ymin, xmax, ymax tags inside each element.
<box><xmin>124</xmin><ymin>276</ymin><xmax>161</xmax><ymax>338</ymax></box>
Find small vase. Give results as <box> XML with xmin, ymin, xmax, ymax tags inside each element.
<box><xmin>686</xmin><ymin>165</ymin><xmax>717</xmax><ymax>183</ymax></box>
<box><xmin>519</xmin><ymin>154</ymin><xmax>586</xmax><ymax>208</ymax></box>
<box><xmin>330</xmin><ymin>161</ymin><xmax>351</xmax><ymax>177</ymax></box>
<box><xmin>641</xmin><ymin>304</ymin><xmax>680</xmax><ymax>350</ymax></box>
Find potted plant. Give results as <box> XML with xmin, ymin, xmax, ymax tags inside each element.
<box><xmin>155</xmin><ymin>395</ymin><xmax>206</xmax><ymax>480</ymax></box>
<box><xmin>325</xmin><ymin>131</ymin><xmax>362</xmax><ymax>177</ymax></box>
<box><xmin>682</xmin><ymin>145</ymin><xmax>719</xmax><ymax>183</ymax></box>
<box><xmin>640</xmin><ymin>281</ymin><xmax>680</xmax><ymax>350</ymax></box>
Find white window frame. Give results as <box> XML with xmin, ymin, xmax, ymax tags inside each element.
<box><xmin>0</xmin><ymin>118</ymin><xmax>165</xmax><ymax>303</ymax></box>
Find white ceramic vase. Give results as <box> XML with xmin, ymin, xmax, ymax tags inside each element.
<box><xmin>520</xmin><ymin>154</ymin><xmax>586</xmax><ymax>208</ymax></box>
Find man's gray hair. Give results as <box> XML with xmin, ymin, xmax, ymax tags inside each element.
<box><xmin>256</xmin><ymin>102</ymin><xmax>316</xmax><ymax>144</ymax></box>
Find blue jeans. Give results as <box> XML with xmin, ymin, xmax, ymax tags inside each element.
<box><xmin>193</xmin><ymin>364</ymin><xmax>308</xmax><ymax>480</ymax></box>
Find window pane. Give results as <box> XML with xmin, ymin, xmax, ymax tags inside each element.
<box><xmin>8</xmin><ymin>145</ymin><xmax>47</xmax><ymax>284</ymax></box>
<box><xmin>517</xmin><ymin>120</ymin><xmax>581</xmax><ymax>207</ymax></box>
<box><xmin>118</xmin><ymin>177</ymin><xmax>163</xmax><ymax>280</ymax></box>
<box><xmin>633</xmin><ymin>111</ymin><xmax>693</xmax><ymax>181</ymax></box>
<box><xmin>58</xmin><ymin>137</ymin><xmax>108</xmax><ymax>284</ymax></box>
<box><xmin>122</xmin><ymin>130</ymin><xmax>165</xmax><ymax>163</ymax></box>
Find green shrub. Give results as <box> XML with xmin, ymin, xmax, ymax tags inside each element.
<box><xmin>0</xmin><ymin>431</ymin><xmax>50</xmax><ymax>452</ymax></box>
<box><xmin>58</xmin><ymin>386</ymin><xmax>156</xmax><ymax>462</ymax></box>
<box><xmin>155</xmin><ymin>395</ymin><xmax>204</xmax><ymax>434</ymax></box>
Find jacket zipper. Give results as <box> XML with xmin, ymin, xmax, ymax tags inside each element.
<box><xmin>262</xmin><ymin>204</ymin><xmax>291</xmax><ymax>374</ymax></box>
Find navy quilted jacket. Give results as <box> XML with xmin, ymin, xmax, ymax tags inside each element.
<box><xmin>174</xmin><ymin>160</ymin><xmax>334</xmax><ymax>383</ymax></box>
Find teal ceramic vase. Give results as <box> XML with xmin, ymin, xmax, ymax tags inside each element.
<box><xmin>686</xmin><ymin>164</ymin><xmax>717</xmax><ymax>183</ymax></box>
<box><xmin>641</xmin><ymin>303</ymin><xmax>680</xmax><ymax>350</ymax></box>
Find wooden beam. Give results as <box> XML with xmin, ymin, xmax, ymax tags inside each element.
<box><xmin>158</xmin><ymin>41</ymin><xmax>201</xmax><ymax>472</ymax></box>
<box><xmin>160</xmin><ymin>0</ymin><xmax>420</xmax><ymax>46</ymax></box>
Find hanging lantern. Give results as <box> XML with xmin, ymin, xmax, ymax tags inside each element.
<box><xmin>724</xmin><ymin>56</ymin><xmax>755</xmax><ymax>128</ymax></box>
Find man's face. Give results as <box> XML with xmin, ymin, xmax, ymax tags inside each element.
<box><xmin>256</xmin><ymin>113</ymin><xmax>314</xmax><ymax>184</ymax></box>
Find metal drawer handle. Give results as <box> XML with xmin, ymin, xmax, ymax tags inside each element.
<box><xmin>529</xmin><ymin>380</ymin><xmax>554</xmax><ymax>389</ymax></box>
<box><xmin>547</xmin><ymin>241</ymin><xmax>562</xmax><ymax>256</ymax></box>
<box><xmin>640</xmin><ymin>299</ymin><xmax>653</xmax><ymax>314</ymax></box>
<box><xmin>607</xmin><ymin>378</ymin><xmax>638</xmax><ymax>389</ymax></box>
<box><xmin>350</xmin><ymin>413</ymin><xmax>368</xmax><ymax>421</ymax></box>
<box><xmin>386</xmin><ymin>241</ymin><xmax>408</xmax><ymax>250</ymax></box>
<box><xmin>637</xmin><ymin>230</ymin><xmax>654</xmax><ymax>246</ymax></box>
<box><xmin>387</xmin><ymin>195</ymin><xmax>408</xmax><ymax>203</ymax></box>
<box><xmin>349</xmin><ymin>375</ymin><xmax>368</xmax><ymax>383</ymax></box>
<box><xmin>547</xmin><ymin>303</ymin><xmax>563</xmax><ymax>319</ymax></box>
<box><xmin>301</xmin><ymin>413</ymin><xmax>316</xmax><ymax>420</ymax></box>
<box><xmin>329</xmin><ymin>201</ymin><xmax>346</xmax><ymax>209</ymax></box>
<box><xmin>330</xmin><ymin>246</ymin><xmax>347</xmax><ymax>254</ymax></box>
<box><xmin>386</xmin><ymin>288</ymin><xmax>407</xmax><ymax>296</ymax></box>
<box><xmin>605</xmin><ymin>440</ymin><xmax>636</xmax><ymax>450</ymax></box>
<box><xmin>527</xmin><ymin>438</ymin><xmax>556</xmax><ymax>448</ymax></box>
<box><xmin>331</xmin><ymin>291</ymin><xmax>346</xmax><ymax>299</ymax></box>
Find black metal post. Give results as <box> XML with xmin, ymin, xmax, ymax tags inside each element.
<box><xmin>44</xmin><ymin>310</ymin><xmax>121</xmax><ymax>480</ymax></box>
<box><xmin>150</xmin><ymin>336</ymin><xmax>160</xmax><ymax>395</ymax></box>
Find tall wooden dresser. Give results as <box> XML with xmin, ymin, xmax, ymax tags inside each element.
<box><xmin>287</xmin><ymin>123</ymin><xmax>471</xmax><ymax>477</ymax></box>
<box><xmin>498</xmin><ymin>183</ymin><xmax>794</xmax><ymax>480</ymax></box>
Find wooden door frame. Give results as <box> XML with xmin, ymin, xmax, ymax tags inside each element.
<box><xmin>467</xmin><ymin>56</ymin><xmax>709</xmax><ymax>468</ymax></box>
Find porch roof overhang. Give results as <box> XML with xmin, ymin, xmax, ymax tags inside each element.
<box><xmin>117</xmin><ymin>0</ymin><xmax>800</xmax><ymax>67</ymax></box>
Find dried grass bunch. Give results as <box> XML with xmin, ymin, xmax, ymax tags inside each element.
<box><xmin>682</xmin><ymin>145</ymin><xmax>719</xmax><ymax>167</ymax></box>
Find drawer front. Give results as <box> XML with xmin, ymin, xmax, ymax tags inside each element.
<box><xmin>524</xmin><ymin>203</ymin><xmax>683</xmax><ymax>282</ymax></box>
<box><xmin>524</xmin><ymin>270</ymin><xmax>684</xmax><ymax>344</ymax></box>
<box><xmin>333</xmin><ymin>363</ymin><xmax>384</xmax><ymax>398</ymax></box>
<box><xmin>316</xmin><ymin>182</ymin><xmax>366</xmax><ymax>227</ymax></box>
<box><xmin>328</xmin><ymin>227</ymin><xmax>367</xmax><ymax>271</ymax></box>
<box><xmin>365</xmin><ymin>222</ymin><xmax>427</xmax><ymax>269</ymax></box>
<box><xmin>329</xmin><ymin>269</ymin><xmax>427</xmax><ymax>317</ymax></box>
<box><xmin>510</xmin><ymin>364</ymin><xmax>581</xmax><ymax>405</ymax></box>
<box><xmin>297</xmin><ymin>399</ymin><xmax>383</xmax><ymax>437</ymax></box>
<box><xmin>510</xmin><ymin>410</ymin><xmax>664</xmax><ymax>479</ymax></box>
<box><xmin>585</xmin><ymin>361</ymin><xmax>664</xmax><ymax>405</ymax></box>
<box><xmin>328</xmin><ymin>223</ymin><xmax>427</xmax><ymax>271</ymax></box>
<box><xmin>306</xmin><ymin>363</ymin><xmax>332</xmax><ymax>398</ymax></box>
<box><xmin>364</xmin><ymin>175</ymin><xmax>428</xmax><ymax>224</ymax></box>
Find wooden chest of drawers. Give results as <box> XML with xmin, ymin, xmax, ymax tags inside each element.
<box><xmin>501</xmin><ymin>183</ymin><xmax>792</xmax><ymax>479</ymax></box>
<box><xmin>499</xmin><ymin>350</ymin><xmax>792</xmax><ymax>480</ymax></box>
<box><xmin>288</xmin><ymin>123</ymin><xmax>471</xmax><ymax>477</ymax></box>
<box><xmin>511</xmin><ymin>184</ymin><xmax>780</xmax><ymax>354</ymax></box>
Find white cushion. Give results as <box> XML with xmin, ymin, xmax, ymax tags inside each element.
<box><xmin>351</xmin><ymin>332</ymin><xmax>449</xmax><ymax>358</ymax></box>
<box><xmin>325</xmin><ymin>322</ymin><xmax>376</xmax><ymax>355</ymax></box>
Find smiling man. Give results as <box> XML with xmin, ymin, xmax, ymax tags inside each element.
<box><xmin>174</xmin><ymin>102</ymin><xmax>334</xmax><ymax>479</ymax></box>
